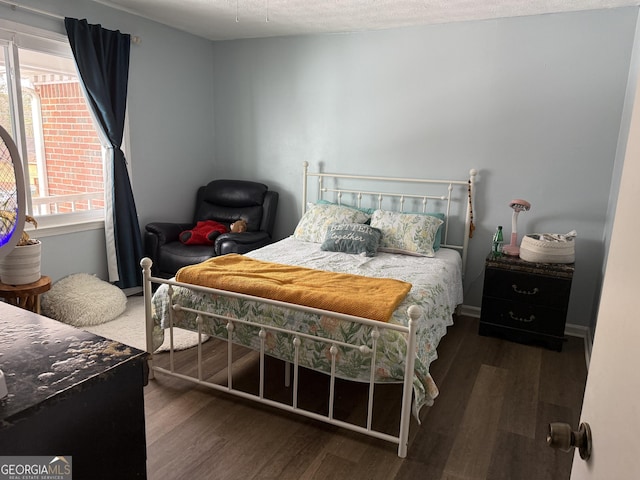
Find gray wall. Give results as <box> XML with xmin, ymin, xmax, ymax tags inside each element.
<box><xmin>2</xmin><ymin>0</ymin><xmax>217</xmax><ymax>280</ymax></box>
<box><xmin>4</xmin><ymin>2</ymin><xmax>639</xmax><ymax>329</ymax></box>
<box><xmin>592</xmin><ymin>14</ymin><xmax>640</xmax><ymax>333</ymax></box>
<box><xmin>211</xmin><ymin>8</ymin><xmax>638</xmax><ymax>328</ymax></box>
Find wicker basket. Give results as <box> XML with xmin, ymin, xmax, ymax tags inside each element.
<box><xmin>519</xmin><ymin>233</ymin><xmax>575</xmax><ymax>264</ymax></box>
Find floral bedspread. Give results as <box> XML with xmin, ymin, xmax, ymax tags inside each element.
<box><xmin>150</xmin><ymin>236</ymin><xmax>463</xmax><ymax>416</ymax></box>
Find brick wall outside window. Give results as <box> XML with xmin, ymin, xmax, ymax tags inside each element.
<box><xmin>36</xmin><ymin>80</ymin><xmax>104</xmax><ymax>213</ymax></box>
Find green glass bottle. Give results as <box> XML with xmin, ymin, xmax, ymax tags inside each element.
<box><xmin>492</xmin><ymin>225</ymin><xmax>504</xmax><ymax>256</ymax></box>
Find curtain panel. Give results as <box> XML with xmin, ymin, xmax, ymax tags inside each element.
<box><xmin>65</xmin><ymin>17</ymin><xmax>143</xmax><ymax>288</ymax></box>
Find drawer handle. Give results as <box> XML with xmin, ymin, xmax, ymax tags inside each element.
<box><xmin>512</xmin><ymin>284</ymin><xmax>539</xmax><ymax>296</ymax></box>
<box><xmin>509</xmin><ymin>311</ymin><xmax>535</xmax><ymax>323</ymax></box>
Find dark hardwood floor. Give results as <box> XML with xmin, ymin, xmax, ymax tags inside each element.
<box><xmin>143</xmin><ymin>315</ymin><xmax>587</xmax><ymax>480</ymax></box>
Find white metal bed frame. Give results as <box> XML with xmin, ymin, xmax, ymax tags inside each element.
<box><xmin>303</xmin><ymin>162</ymin><xmax>477</xmax><ymax>276</ymax></box>
<box><xmin>142</xmin><ymin>164</ymin><xmax>477</xmax><ymax>458</ymax></box>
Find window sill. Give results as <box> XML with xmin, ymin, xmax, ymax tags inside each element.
<box><xmin>26</xmin><ymin>217</ymin><xmax>105</xmax><ymax>239</ymax></box>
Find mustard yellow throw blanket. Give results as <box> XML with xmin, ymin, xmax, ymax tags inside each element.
<box><xmin>175</xmin><ymin>254</ymin><xmax>412</xmax><ymax>322</ymax></box>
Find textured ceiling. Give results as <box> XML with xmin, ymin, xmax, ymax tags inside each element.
<box><xmin>92</xmin><ymin>0</ymin><xmax>640</xmax><ymax>40</ymax></box>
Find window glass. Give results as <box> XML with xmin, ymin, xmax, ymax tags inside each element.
<box><xmin>0</xmin><ymin>33</ymin><xmax>104</xmax><ymax>225</ymax></box>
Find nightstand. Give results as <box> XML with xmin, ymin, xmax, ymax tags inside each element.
<box><xmin>479</xmin><ymin>253</ymin><xmax>574</xmax><ymax>351</ymax></box>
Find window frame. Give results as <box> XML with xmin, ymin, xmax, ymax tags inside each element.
<box><xmin>0</xmin><ymin>20</ymin><xmax>131</xmax><ymax>238</ymax></box>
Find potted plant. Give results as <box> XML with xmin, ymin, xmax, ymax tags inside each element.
<box><xmin>0</xmin><ymin>213</ymin><xmax>41</xmax><ymax>285</ymax></box>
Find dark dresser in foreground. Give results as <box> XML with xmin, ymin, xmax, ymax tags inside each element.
<box><xmin>479</xmin><ymin>253</ymin><xmax>575</xmax><ymax>351</ymax></box>
<box><xmin>0</xmin><ymin>302</ymin><xmax>148</xmax><ymax>478</ymax></box>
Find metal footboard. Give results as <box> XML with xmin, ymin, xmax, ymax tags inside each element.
<box><xmin>141</xmin><ymin>257</ymin><xmax>420</xmax><ymax>458</ymax></box>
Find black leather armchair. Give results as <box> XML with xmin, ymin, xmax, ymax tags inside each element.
<box><xmin>144</xmin><ymin>179</ymin><xmax>278</xmax><ymax>278</ymax></box>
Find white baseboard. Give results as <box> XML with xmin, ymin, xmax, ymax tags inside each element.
<box><xmin>564</xmin><ymin>323</ymin><xmax>593</xmax><ymax>369</ymax></box>
<box><xmin>124</xmin><ymin>286</ymin><xmax>142</xmax><ymax>296</ymax></box>
<box><xmin>564</xmin><ymin>322</ymin><xmax>587</xmax><ymax>339</ymax></box>
<box><xmin>457</xmin><ymin>304</ymin><xmax>481</xmax><ymax>317</ymax></box>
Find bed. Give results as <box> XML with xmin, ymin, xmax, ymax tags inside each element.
<box><xmin>142</xmin><ymin>163</ymin><xmax>477</xmax><ymax>458</ymax></box>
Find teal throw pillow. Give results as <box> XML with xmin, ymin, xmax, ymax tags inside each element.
<box><xmin>321</xmin><ymin>223</ymin><xmax>382</xmax><ymax>257</ymax></box>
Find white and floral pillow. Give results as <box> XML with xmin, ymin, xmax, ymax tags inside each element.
<box><xmin>293</xmin><ymin>203</ymin><xmax>371</xmax><ymax>243</ymax></box>
<box><xmin>370</xmin><ymin>209</ymin><xmax>444</xmax><ymax>257</ymax></box>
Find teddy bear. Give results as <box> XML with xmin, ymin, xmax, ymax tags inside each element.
<box><xmin>230</xmin><ymin>219</ymin><xmax>247</xmax><ymax>233</ymax></box>
<box><xmin>179</xmin><ymin>220</ymin><xmax>229</xmax><ymax>245</ymax></box>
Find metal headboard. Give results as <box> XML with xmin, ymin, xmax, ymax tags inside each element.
<box><xmin>302</xmin><ymin>161</ymin><xmax>477</xmax><ymax>276</ymax></box>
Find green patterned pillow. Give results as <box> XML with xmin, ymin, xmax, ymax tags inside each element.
<box><xmin>321</xmin><ymin>223</ymin><xmax>381</xmax><ymax>257</ymax></box>
<box><xmin>419</xmin><ymin>212</ymin><xmax>445</xmax><ymax>251</ymax></box>
<box><xmin>293</xmin><ymin>203</ymin><xmax>371</xmax><ymax>243</ymax></box>
<box><xmin>370</xmin><ymin>210</ymin><xmax>444</xmax><ymax>257</ymax></box>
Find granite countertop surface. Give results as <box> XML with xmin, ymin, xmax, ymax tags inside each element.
<box><xmin>486</xmin><ymin>252</ymin><xmax>575</xmax><ymax>277</ymax></box>
<box><xmin>0</xmin><ymin>303</ymin><xmax>145</xmax><ymax>423</ymax></box>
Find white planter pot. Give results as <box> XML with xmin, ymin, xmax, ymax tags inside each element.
<box><xmin>0</xmin><ymin>241</ymin><xmax>42</xmax><ymax>285</ymax></box>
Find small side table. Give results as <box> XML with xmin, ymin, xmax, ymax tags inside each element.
<box><xmin>0</xmin><ymin>276</ymin><xmax>52</xmax><ymax>314</ymax></box>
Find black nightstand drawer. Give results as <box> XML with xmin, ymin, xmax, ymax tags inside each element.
<box><xmin>483</xmin><ymin>268</ymin><xmax>571</xmax><ymax>309</ymax></box>
<box><xmin>479</xmin><ymin>253</ymin><xmax>574</xmax><ymax>351</ymax></box>
<box><xmin>480</xmin><ymin>297</ymin><xmax>567</xmax><ymax>337</ymax></box>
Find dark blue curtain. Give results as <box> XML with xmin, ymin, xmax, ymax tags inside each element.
<box><xmin>65</xmin><ymin>17</ymin><xmax>143</xmax><ymax>288</ymax></box>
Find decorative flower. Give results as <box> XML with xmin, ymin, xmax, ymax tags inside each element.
<box><xmin>320</xmin><ymin>316</ymin><xmax>340</xmax><ymax>334</ymax></box>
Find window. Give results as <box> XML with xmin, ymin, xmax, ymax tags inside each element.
<box><xmin>0</xmin><ymin>25</ymin><xmax>104</xmax><ymax>232</ymax></box>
